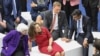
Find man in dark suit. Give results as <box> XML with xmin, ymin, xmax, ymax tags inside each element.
<box><xmin>67</xmin><ymin>9</ymin><xmax>94</xmax><ymax>56</ymax></box>
<box><xmin>0</xmin><ymin>0</ymin><xmax>14</xmax><ymax>33</ymax></box>
<box><xmin>3</xmin><ymin>0</ymin><xmax>28</xmax><ymax>30</ymax></box>
<box><xmin>82</xmin><ymin>0</ymin><xmax>99</xmax><ymax>31</ymax></box>
<box><xmin>44</xmin><ymin>1</ymin><xmax>69</xmax><ymax>40</ymax></box>
<box><xmin>30</xmin><ymin>0</ymin><xmax>49</xmax><ymax>21</ymax></box>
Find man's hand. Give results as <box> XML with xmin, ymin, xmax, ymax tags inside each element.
<box><xmin>61</xmin><ymin>37</ymin><xmax>71</xmax><ymax>42</ymax></box>
<box><xmin>47</xmin><ymin>45</ymin><xmax>52</xmax><ymax>52</ymax></box>
<box><xmin>15</xmin><ymin>17</ymin><xmax>20</xmax><ymax>24</ymax></box>
<box><xmin>83</xmin><ymin>38</ymin><xmax>88</xmax><ymax>48</ymax></box>
<box><xmin>31</xmin><ymin>2</ymin><xmax>37</xmax><ymax>7</ymax></box>
<box><xmin>0</xmin><ymin>20</ymin><xmax>6</xmax><ymax>28</ymax></box>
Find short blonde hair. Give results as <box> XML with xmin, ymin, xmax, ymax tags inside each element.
<box><xmin>53</xmin><ymin>1</ymin><xmax>61</xmax><ymax>7</ymax></box>
<box><xmin>16</xmin><ymin>23</ymin><xmax>28</xmax><ymax>32</ymax></box>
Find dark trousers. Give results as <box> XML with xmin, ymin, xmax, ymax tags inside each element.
<box><xmin>5</xmin><ymin>16</ymin><xmax>28</xmax><ymax>30</ymax></box>
<box><xmin>62</xmin><ymin>1</ymin><xmax>79</xmax><ymax>25</ymax></box>
<box><xmin>51</xmin><ymin>30</ymin><xmax>59</xmax><ymax>40</ymax></box>
<box><xmin>0</xmin><ymin>26</ymin><xmax>5</xmax><ymax>33</ymax></box>
<box><xmin>12</xmin><ymin>51</ymin><xmax>24</xmax><ymax>56</ymax></box>
<box><xmin>0</xmin><ymin>22</ymin><xmax>15</xmax><ymax>33</ymax></box>
<box><xmin>84</xmin><ymin>4</ymin><xmax>98</xmax><ymax>31</ymax></box>
<box><xmin>75</xmin><ymin>33</ymin><xmax>89</xmax><ymax>56</ymax></box>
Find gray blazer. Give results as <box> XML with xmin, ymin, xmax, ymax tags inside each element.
<box><xmin>44</xmin><ymin>10</ymin><xmax>69</xmax><ymax>38</ymax></box>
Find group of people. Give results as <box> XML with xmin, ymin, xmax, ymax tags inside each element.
<box><xmin>0</xmin><ymin>0</ymin><xmax>100</xmax><ymax>56</ymax></box>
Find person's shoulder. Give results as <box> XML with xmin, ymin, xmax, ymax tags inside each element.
<box><xmin>42</xmin><ymin>27</ymin><xmax>47</xmax><ymax>30</ymax></box>
<box><xmin>9</xmin><ymin>30</ymin><xmax>18</xmax><ymax>33</ymax></box>
<box><xmin>41</xmin><ymin>27</ymin><xmax>49</xmax><ymax>31</ymax></box>
<box><xmin>83</xmin><ymin>15</ymin><xmax>90</xmax><ymax>19</ymax></box>
<box><xmin>45</xmin><ymin>10</ymin><xmax>52</xmax><ymax>14</ymax></box>
<box><xmin>6</xmin><ymin>30</ymin><xmax>18</xmax><ymax>35</ymax></box>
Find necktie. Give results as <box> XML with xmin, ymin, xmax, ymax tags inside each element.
<box><xmin>76</xmin><ymin>20</ymin><xmax>80</xmax><ymax>38</ymax></box>
<box><xmin>50</xmin><ymin>14</ymin><xmax>56</xmax><ymax>33</ymax></box>
<box><xmin>12</xmin><ymin>0</ymin><xmax>17</xmax><ymax>18</ymax></box>
<box><xmin>63</xmin><ymin>0</ymin><xmax>66</xmax><ymax>5</ymax></box>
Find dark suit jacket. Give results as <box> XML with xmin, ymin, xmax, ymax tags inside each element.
<box><xmin>30</xmin><ymin>0</ymin><xmax>48</xmax><ymax>21</ymax></box>
<box><xmin>82</xmin><ymin>0</ymin><xmax>99</xmax><ymax>8</ymax></box>
<box><xmin>1</xmin><ymin>30</ymin><xmax>29</xmax><ymax>56</ymax></box>
<box><xmin>3</xmin><ymin>0</ymin><xmax>21</xmax><ymax>21</ymax></box>
<box><xmin>44</xmin><ymin>10</ymin><xmax>68</xmax><ymax>38</ymax></box>
<box><xmin>68</xmin><ymin>15</ymin><xmax>94</xmax><ymax>43</ymax></box>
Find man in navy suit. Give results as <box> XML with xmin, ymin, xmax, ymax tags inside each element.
<box><xmin>67</xmin><ymin>9</ymin><xmax>94</xmax><ymax>56</ymax></box>
<box><xmin>3</xmin><ymin>0</ymin><xmax>28</xmax><ymax>30</ymax></box>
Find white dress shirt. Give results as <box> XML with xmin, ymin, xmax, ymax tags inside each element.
<box><xmin>53</xmin><ymin>13</ymin><xmax>58</xmax><ymax>30</ymax></box>
<box><xmin>77</xmin><ymin>15</ymin><xmax>84</xmax><ymax>33</ymax></box>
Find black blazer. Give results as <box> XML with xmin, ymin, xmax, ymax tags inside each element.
<box><xmin>44</xmin><ymin>10</ymin><xmax>69</xmax><ymax>37</ymax></box>
<box><xmin>68</xmin><ymin>15</ymin><xmax>94</xmax><ymax>43</ymax></box>
<box><xmin>82</xmin><ymin>0</ymin><xmax>99</xmax><ymax>8</ymax></box>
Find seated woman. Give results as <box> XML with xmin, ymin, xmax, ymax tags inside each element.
<box><xmin>28</xmin><ymin>22</ymin><xmax>65</xmax><ymax>56</ymax></box>
<box><xmin>1</xmin><ymin>23</ymin><xmax>30</xmax><ymax>56</ymax></box>
<box><xmin>93</xmin><ymin>38</ymin><xmax>100</xmax><ymax>56</ymax></box>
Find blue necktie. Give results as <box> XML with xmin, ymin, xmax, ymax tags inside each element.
<box><xmin>76</xmin><ymin>20</ymin><xmax>80</xmax><ymax>38</ymax></box>
<box><xmin>12</xmin><ymin>0</ymin><xmax>17</xmax><ymax>18</ymax></box>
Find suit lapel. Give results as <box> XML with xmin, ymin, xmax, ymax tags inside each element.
<box><xmin>58</xmin><ymin>12</ymin><xmax>61</xmax><ymax>25</ymax></box>
<box><xmin>82</xmin><ymin>16</ymin><xmax>85</xmax><ymax>27</ymax></box>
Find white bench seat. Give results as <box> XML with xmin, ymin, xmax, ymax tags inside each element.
<box><xmin>30</xmin><ymin>38</ymin><xmax>82</xmax><ymax>56</ymax></box>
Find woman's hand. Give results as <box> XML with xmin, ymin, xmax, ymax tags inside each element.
<box><xmin>47</xmin><ymin>45</ymin><xmax>52</xmax><ymax>52</ymax></box>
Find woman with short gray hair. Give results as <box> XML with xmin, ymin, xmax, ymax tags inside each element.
<box><xmin>1</xmin><ymin>23</ymin><xmax>30</xmax><ymax>56</ymax></box>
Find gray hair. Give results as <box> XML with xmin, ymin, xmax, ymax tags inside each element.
<box><xmin>16</xmin><ymin>23</ymin><xmax>28</xmax><ymax>32</ymax></box>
